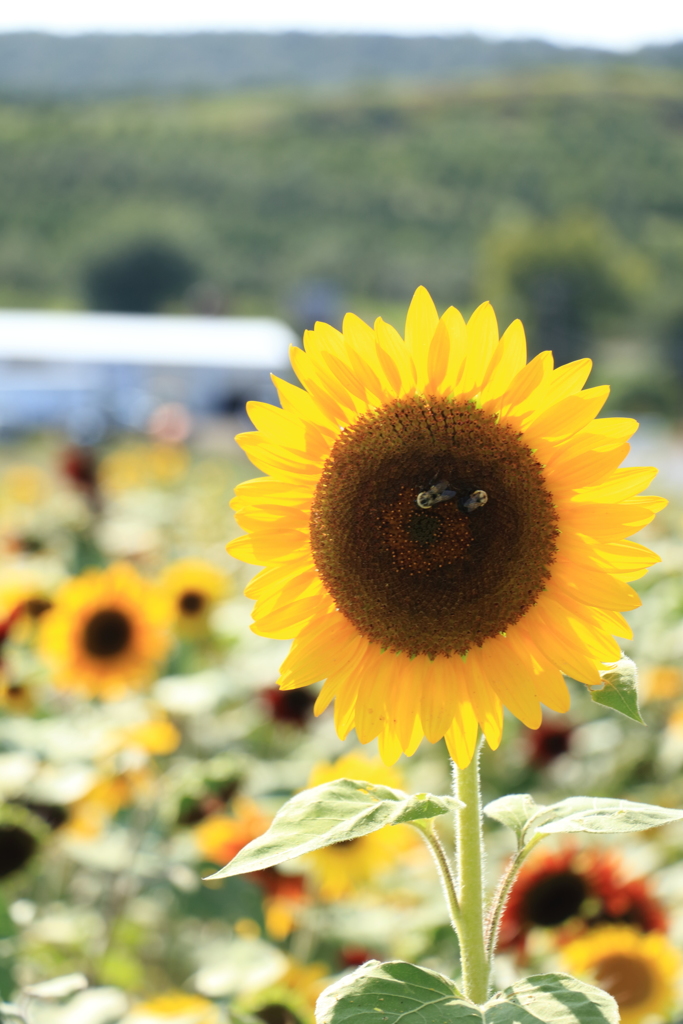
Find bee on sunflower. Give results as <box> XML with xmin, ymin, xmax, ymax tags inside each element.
<box><xmin>229</xmin><ymin>287</ymin><xmax>663</xmax><ymax>765</ymax></box>
<box><xmin>38</xmin><ymin>562</ymin><xmax>171</xmax><ymax>699</ymax></box>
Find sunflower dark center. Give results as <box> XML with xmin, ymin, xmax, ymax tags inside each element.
<box><xmin>25</xmin><ymin>598</ymin><xmax>52</xmax><ymax>619</ymax></box>
<box><xmin>310</xmin><ymin>396</ymin><xmax>558</xmax><ymax>658</ymax></box>
<box><xmin>83</xmin><ymin>608</ymin><xmax>132</xmax><ymax>658</ymax></box>
<box><xmin>179</xmin><ymin>590</ymin><xmax>205</xmax><ymax>615</ymax></box>
<box><xmin>522</xmin><ymin>870</ymin><xmax>587</xmax><ymax>927</ymax></box>
<box><xmin>0</xmin><ymin>824</ymin><xmax>37</xmax><ymax>878</ymax></box>
<box><xmin>595</xmin><ymin>955</ymin><xmax>653</xmax><ymax>1009</ymax></box>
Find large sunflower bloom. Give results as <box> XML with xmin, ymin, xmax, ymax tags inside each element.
<box><xmin>229</xmin><ymin>288</ymin><xmax>664</xmax><ymax>766</ymax></box>
<box><xmin>39</xmin><ymin>562</ymin><xmax>171</xmax><ymax>699</ymax></box>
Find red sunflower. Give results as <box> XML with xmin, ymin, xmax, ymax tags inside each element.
<box><xmin>498</xmin><ymin>846</ymin><xmax>666</xmax><ymax>954</ymax></box>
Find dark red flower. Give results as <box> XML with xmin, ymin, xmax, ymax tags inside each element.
<box><xmin>525</xmin><ymin>721</ymin><xmax>574</xmax><ymax>766</ymax></box>
<box><xmin>498</xmin><ymin>847</ymin><xmax>667</xmax><ymax>954</ymax></box>
<box><xmin>262</xmin><ymin>686</ymin><xmax>316</xmax><ymax>725</ymax></box>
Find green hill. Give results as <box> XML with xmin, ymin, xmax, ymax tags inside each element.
<box><xmin>0</xmin><ymin>32</ymin><xmax>649</xmax><ymax>98</ymax></box>
<box><xmin>2</xmin><ymin>66</ymin><xmax>683</xmax><ymax>378</ymax></box>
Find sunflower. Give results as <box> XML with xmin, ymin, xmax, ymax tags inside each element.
<box><xmin>562</xmin><ymin>925</ymin><xmax>681</xmax><ymax>1024</ymax></box>
<box><xmin>305</xmin><ymin>753</ymin><xmax>417</xmax><ymax>901</ymax></box>
<box><xmin>122</xmin><ymin>992</ymin><xmax>222</xmax><ymax>1024</ymax></box>
<box><xmin>161</xmin><ymin>558</ymin><xmax>228</xmax><ymax>634</ymax></box>
<box><xmin>38</xmin><ymin>562</ymin><xmax>171</xmax><ymax>699</ymax></box>
<box><xmin>229</xmin><ymin>288</ymin><xmax>664</xmax><ymax>766</ymax></box>
<box><xmin>194</xmin><ymin>798</ymin><xmax>270</xmax><ymax>866</ymax></box>
<box><xmin>498</xmin><ymin>847</ymin><xmax>666</xmax><ymax>953</ymax></box>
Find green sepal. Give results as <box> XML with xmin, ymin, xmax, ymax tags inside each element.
<box><xmin>590</xmin><ymin>656</ymin><xmax>645</xmax><ymax>724</ymax></box>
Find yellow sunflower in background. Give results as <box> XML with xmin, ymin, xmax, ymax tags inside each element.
<box><xmin>39</xmin><ymin>562</ymin><xmax>171</xmax><ymax>699</ymax></box>
<box><xmin>122</xmin><ymin>991</ymin><xmax>222</xmax><ymax>1024</ymax></box>
<box><xmin>229</xmin><ymin>287</ymin><xmax>664</xmax><ymax>766</ymax></box>
<box><xmin>305</xmin><ymin>753</ymin><xmax>418</xmax><ymax>901</ymax></box>
<box><xmin>194</xmin><ymin>798</ymin><xmax>270</xmax><ymax>866</ymax></box>
<box><xmin>161</xmin><ymin>558</ymin><xmax>229</xmax><ymax>634</ymax></box>
<box><xmin>562</xmin><ymin>925</ymin><xmax>681</xmax><ymax>1024</ymax></box>
<box><xmin>0</xmin><ymin>563</ymin><xmax>58</xmax><ymax>641</ymax></box>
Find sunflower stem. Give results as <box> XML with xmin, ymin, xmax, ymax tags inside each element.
<box><xmin>453</xmin><ymin>737</ymin><xmax>489</xmax><ymax>1004</ymax></box>
<box><xmin>413</xmin><ymin>820</ymin><xmax>460</xmax><ymax>934</ymax></box>
<box><xmin>484</xmin><ymin>833</ymin><xmax>543</xmax><ymax>962</ymax></box>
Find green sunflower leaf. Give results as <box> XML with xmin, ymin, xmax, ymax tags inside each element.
<box><xmin>205</xmin><ymin>779</ymin><xmax>461</xmax><ymax>880</ymax></box>
<box><xmin>315</xmin><ymin>962</ymin><xmax>618</xmax><ymax>1024</ymax></box>
<box><xmin>483</xmin><ymin>794</ymin><xmax>541</xmax><ymax>839</ymax></box>
<box><xmin>589</xmin><ymin>656</ymin><xmax>645</xmax><ymax>724</ymax></box>
<box><xmin>529</xmin><ymin>796</ymin><xmax>683</xmax><ymax>836</ymax></box>
<box><xmin>0</xmin><ymin>1004</ymin><xmax>26</xmax><ymax>1024</ymax></box>
<box><xmin>315</xmin><ymin>960</ymin><xmax>468</xmax><ymax>1024</ymax></box>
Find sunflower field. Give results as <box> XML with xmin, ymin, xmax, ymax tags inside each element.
<box><xmin>1</xmin><ymin>294</ymin><xmax>683</xmax><ymax>1024</ymax></box>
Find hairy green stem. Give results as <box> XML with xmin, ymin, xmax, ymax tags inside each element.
<box><xmin>484</xmin><ymin>834</ymin><xmax>543</xmax><ymax>962</ymax></box>
<box><xmin>415</xmin><ymin>821</ymin><xmax>461</xmax><ymax>935</ymax></box>
<box><xmin>454</xmin><ymin>738</ymin><xmax>489</xmax><ymax>1004</ymax></box>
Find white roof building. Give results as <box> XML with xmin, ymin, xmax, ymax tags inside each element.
<box><xmin>0</xmin><ymin>309</ymin><xmax>299</xmax><ymax>436</ymax></box>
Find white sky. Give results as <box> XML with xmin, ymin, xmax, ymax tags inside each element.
<box><xmin>1</xmin><ymin>0</ymin><xmax>683</xmax><ymax>51</ymax></box>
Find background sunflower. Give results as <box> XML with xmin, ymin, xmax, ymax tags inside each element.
<box><xmin>562</xmin><ymin>925</ymin><xmax>681</xmax><ymax>1024</ymax></box>
<box><xmin>39</xmin><ymin>561</ymin><xmax>172</xmax><ymax>698</ymax></box>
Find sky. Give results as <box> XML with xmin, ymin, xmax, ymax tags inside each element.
<box><xmin>1</xmin><ymin>0</ymin><xmax>683</xmax><ymax>51</ymax></box>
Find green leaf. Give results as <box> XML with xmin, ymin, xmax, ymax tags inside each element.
<box><xmin>590</xmin><ymin>656</ymin><xmax>645</xmax><ymax>724</ymax></box>
<box><xmin>206</xmin><ymin>779</ymin><xmax>460</xmax><ymax>880</ymax></box>
<box><xmin>0</xmin><ymin>1004</ymin><xmax>26</xmax><ymax>1024</ymax></box>
<box><xmin>530</xmin><ymin>796</ymin><xmax>683</xmax><ymax>836</ymax></box>
<box><xmin>316</xmin><ymin>960</ymin><xmax>469</xmax><ymax>1024</ymax></box>
<box><xmin>315</xmin><ymin>963</ymin><xmax>618</xmax><ymax>1024</ymax></box>
<box><xmin>484</xmin><ymin>794</ymin><xmax>541</xmax><ymax>839</ymax></box>
<box><xmin>485</xmin><ymin>974</ymin><xmax>619</xmax><ymax>1024</ymax></box>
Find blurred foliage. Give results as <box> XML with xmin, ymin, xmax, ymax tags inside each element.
<box><xmin>478</xmin><ymin>213</ymin><xmax>646</xmax><ymax>362</ymax></box>
<box><xmin>0</xmin><ymin>426</ymin><xmax>680</xmax><ymax>1023</ymax></box>
<box><xmin>0</xmin><ymin>67</ymin><xmax>681</xmax><ymax>336</ymax></box>
<box><xmin>84</xmin><ymin>238</ymin><xmax>199</xmax><ymax>313</ymax></box>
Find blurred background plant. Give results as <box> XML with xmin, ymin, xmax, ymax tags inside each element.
<box><xmin>1</xmin><ymin>21</ymin><xmax>683</xmax><ymax>1024</ymax></box>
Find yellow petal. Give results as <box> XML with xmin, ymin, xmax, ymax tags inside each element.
<box><xmin>251</xmin><ymin>593</ymin><xmax>332</xmax><ymax>638</ymax></box>
<box><xmin>523</xmin><ymin>386</ymin><xmax>610</xmax><ymax>444</ymax></box>
<box><xmin>444</xmin><ymin>706</ymin><xmax>479</xmax><ymax>769</ymax></box>
<box><xmin>227</xmin><ymin>530</ymin><xmax>308</xmax><ymax>566</ymax></box>
<box><xmin>480</xmin><ymin>319</ymin><xmax>527</xmax><ymax>405</ymax></box>
<box><xmin>404</xmin><ymin>286</ymin><xmax>439</xmax><ymax>386</ymax></box>
<box><xmin>551</xmin><ymin>560</ymin><xmax>641</xmax><ymax>611</ymax></box>
<box><xmin>419</xmin><ymin>655</ymin><xmax>458</xmax><ymax>743</ymax></box>
<box><xmin>374</xmin><ymin>318</ymin><xmax>417</xmax><ymax>396</ymax></box>
<box><xmin>271</xmin><ymin>374</ymin><xmax>339</xmax><ymax>434</ymax></box>
<box><xmin>462</xmin><ymin>650</ymin><xmax>504</xmax><ymax>749</ymax></box>
<box><xmin>425</xmin><ymin>319</ymin><xmax>452</xmax><ymax>395</ymax></box>
<box><xmin>477</xmin><ymin>635</ymin><xmax>542</xmax><ymax>729</ymax></box>
<box><xmin>571</xmin><ymin>466</ymin><xmax>658</xmax><ymax>504</ymax></box>
<box><xmin>279</xmin><ymin>612</ymin><xmax>362</xmax><ymax>688</ymax></box>
<box><xmin>459</xmin><ymin>301</ymin><xmax>499</xmax><ymax>394</ymax></box>
<box><xmin>497</xmin><ymin>351</ymin><xmax>553</xmax><ymax>414</ymax></box>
